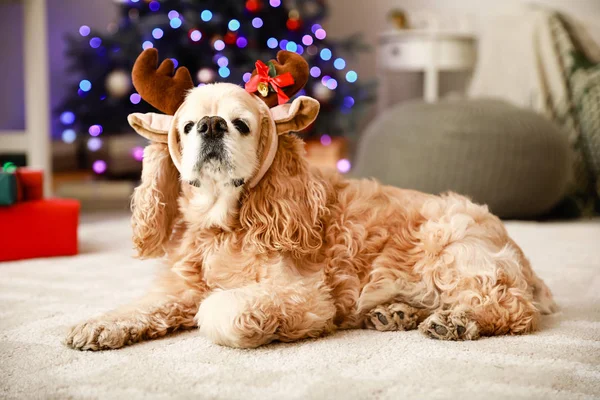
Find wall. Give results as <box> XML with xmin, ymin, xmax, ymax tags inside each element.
<box><xmin>0</xmin><ymin>0</ymin><xmax>116</xmax><ymax>135</ymax></box>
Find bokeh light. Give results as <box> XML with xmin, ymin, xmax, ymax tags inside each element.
<box><xmin>218</xmin><ymin>66</ymin><xmax>230</xmax><ymax>78</ymax></box>
<box><xmin>152</xmin><ymin>28</ymin><xmax>163</xmax><ymax>39</ymax></box>
<box><xmin>320</xmin><ymin>134</ymin><xmax>332</xmax><ymax>146</ymax></box>
<box><xmin>333</xmin><ymin>58</ymin><xmax>346</xmax><ymax>70</ymax></box>
<box><xmin>279</xmin><ymin>39</ymin><xmax>289</xmax><ymax>50</ymax></box>
<box><xmin>285</xmin><ymin>41</ymin><xmax>297</xmax><ymax>52</ymax></box>
<box><xmin>346</xmin><ymin>70</ymin><xmax>358</xmax><ymax>82</ymax></box>
<box><xmin>61</xmin><ymin>129</ymin><xmax>76</xmax><ymax>143</ymax></box>
<box><xmin>60</xmin><ymin>111</ymin><xmax>75</xmax><ymax>125</ymax></box>
<box><xmin>214</xmin><ymin>39</ymin><xmax>225</xmax><ymax>51</ymax></box>
<box><xmin>79</xmin><ymin>80</ymin><xmax>92</xmax><ymax>92</ymax></box>
<box><xmin>242</xmin><ymin>72</ymin><xmax>252</xmax><ymax>83</ymax></box>
<box><xmin>168</xmin><ymin>10</ymin><xmax>179</xmax><ymax>19</ymax></box>
<box><xmin>170</xmin><ymin>17</ymin><xmax>182</xmax><ymax>29</ymax></box>
<box><xmin>217</xmin><ymin>56</ymin><xmax>229</xmax><ymax>67</ymax></box>
<box><xmin>320</xmin><ymin>48</ymin><xmax>332</xmax><ymax>61</ymax></box>
<box><xmin>252</xmin><ymin>17</ymin><xmax>263</xmax><ymax>28</ymax></box>
<box><xmin>130</xmin><ymin>93</ymin><xmax>141</xmax><ymax>104</ymax></box>
<box><xmin>228</xmin><ymin>19</ymin><xmax>240</xmax><ymax>31</ymax></box>
<box><xmin>270</xmin><ymin>0</ymin><xmax>281</xmax><ymax>7</ymax></box>
<box><xmin>87</xmin><ymin>138</ymin><xmax>103</xmax><ymax>152</ymax></box>
<box><xmin>267</xmin><ymin>37</ymin><xmax>278</xmax><ymax>49</ymax></box>
<box><xmin>89</xmin><ymin>37</ymin><xmax>102</xmax><ymax>48</ymax></box>
<box><xmin>310</xmin><ymin>66</ymin><xmax>321</xmax><ymax>77</ymax></box>
<box><xmin>79</xmin><ymin>25</ymin><xmax>90</xmax><ymax>37</ymax></box>
<box><xmin>92</xmin><ymin>160</ymin><xmax>107</xmax><ymax>174</ymax></box>
<box><xmin>337</xmin><ymin>159</ymin><xmax>351</xmax><ymax>174</ymax></box>
<box><xmin>302</xmin><ymin>35</ymin><xmax>313</xmax><ymax>46</ymax></box>
<box><xmin>343</xmin><ymin>96</ymin><xmax>355</xmax><ymax>108</ymax></box>
<box><xmin>132</xmin><ymin>146</ymin><xmax>144</xmax><ymax>161</ymax></box>
<box><xmin>236</xmin><ymin>37</ymin><xmax>248</xmax><ymax>48</ymax></box>
<box><xmin>190</xmin><ymin>29</ymin><xmax>202</xmax><ymax>42</ymax></box>
<box><xmin>148</xmin><ymin>1</ymin><xmax>160</xmax><ymax>11</ymax></box>
<box><xmin>326</xmin><ymin>78</ymin><xmax>338</xmax><ymax>90</ymax></box>
<box><xmin>88</xmin><ymin>124</ymin><xmax>103</xmax><ymax>136</ymax></box>
<box><xmin>142</xmin><ymin>41</ymin><xmax>153</xmax><ymax>49</ymax></box>
<box><xmin>315</xmin><ymin>28</ymin><xmax>327</xmax><ymax>40</ymax></box>
<box><xmin>201</xmin><ymin>10</ymin><xmax>213</xmax><ymax>22</ymax></box>
<box><xmin>311</xmin><ymin>24</ymin><xmax>322</xmax><ymax>34</ymax></box>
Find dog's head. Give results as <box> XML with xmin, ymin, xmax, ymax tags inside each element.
<box><xmin>127</xmin><ymin>49</ymin><xmax>323</xmax><ymax>258</ymax></box>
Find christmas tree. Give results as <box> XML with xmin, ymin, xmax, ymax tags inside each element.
<box><xmin>58</xmin><ymin>0</ymin><xmax>373</xmax><ymax>175</ymax></box>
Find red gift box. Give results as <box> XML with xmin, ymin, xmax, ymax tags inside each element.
<box><xmin>0</xmin><ymin>199</ymin><xmax>80</xmax><ymax>262</ymax></box>
<box><xmin>16</xmin><ymin>168</ymin><xmax>43</xmax><ymax>201</ymax></box>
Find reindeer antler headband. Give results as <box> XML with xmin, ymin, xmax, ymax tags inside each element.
<box><xmin>127</xmin><ymin>48</ymin><xmax>313</xmax><ymax>188</ymax></box>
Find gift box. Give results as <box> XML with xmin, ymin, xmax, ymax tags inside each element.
<box><xmin>16</xmin><ymin>168</ymin><xmax>43</xmax><ymax>200</ymax></box>
<box><xmin>0</xmin><ymin>171</ymin><xmax>18</xmax><ymax>206</ymax></box>
<box><xmin>0</xmin><ymin>199</ymin><xmax>80</xmax><ymax>262</ymax></box>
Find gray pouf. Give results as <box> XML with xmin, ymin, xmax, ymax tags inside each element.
<box><xmin>353</xmin><ymin>99</ymin><xmax>571</xmax><ymax>219</ymax></box>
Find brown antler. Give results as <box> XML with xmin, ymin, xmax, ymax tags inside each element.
<box><xmin>132</xmin><ymin>48</ymin><xmax>194</xmax><ymax>115</ymax></box>
<box><xmin>249</xmin><ymin>50</ymin><xmax>309</xmax><ymax>108</ymax></box>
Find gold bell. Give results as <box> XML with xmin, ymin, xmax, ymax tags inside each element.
<box><xmin>257</xmin><ymin>81</ymin><xmax>269</xmax><ymax>97</ymax></box>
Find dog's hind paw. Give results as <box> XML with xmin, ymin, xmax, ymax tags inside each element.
<box><xmin>419</xmin><ymin>309</ymin><xmax>479</xmax><ymax>341</ymax></box>
<box><xmin>365</xmin><ymin>303</ymin><xmax>424</xmax><ymax>332</ymax></box>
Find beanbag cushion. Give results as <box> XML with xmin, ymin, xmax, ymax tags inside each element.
<box><xmin>353</xmin><ymin>99</ymin><xmax>571</xmax><ymax>219</ymax></box>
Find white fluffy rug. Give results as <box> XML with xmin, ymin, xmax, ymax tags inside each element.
<box><xmin>1</xmin><ymin>215</ymin><xmax>599</xmax><ymax>400</ymax></box>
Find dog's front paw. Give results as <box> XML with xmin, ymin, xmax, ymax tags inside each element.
<box><xmin>419</xmin><ymin>310</ymin><xmax>479</xmax><ymax>341</ymax></box>
<box><xmin>65</xmin><ymin>319</ymin><xmax>135</xmax><ymax>351</ymax></box>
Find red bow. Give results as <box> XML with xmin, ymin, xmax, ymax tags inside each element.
<box><xmin>245</xmin><ymin>60</ymin><xmax>295</xmax><ymax>105</ymax></box>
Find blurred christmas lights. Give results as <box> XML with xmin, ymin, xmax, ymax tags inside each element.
<box><xmin>270</xmin><ymin>0</ymin><xmax>281</xmax><ymax>7</ymax></box>
<box><xmin>315</xmin><ymin>28</ymin><xmax>326</xmax><ymax>40</ymax></box>
<box><xmin>201</xmin><ymin>10</ymin><xmax>213</xmax><ymax>22</ymax></box>
<box><xmin>236</xmin><ymin>37</ymin><xmax>248</xmax><ymax>48</ymax></box>
<box><xmin>320</xmin><ymin>48</ymin><xmax>332</xmax><ymax>61</ymax></box>
<box><xmin>60</xmin><ymin>111</ymin><xmax>75</xmax><ymax>125</ymax></box>
<box><xmin>79</xmin><ymin>25</ymin><xmax>90</xmax><ymax>37</ymax></box>
<box><xmin>267</xmin><ymin>37</ymin><xmax>278</xmax><ymax>49</ymax></box>
<box><xmin>302</xmin><ymin>35</ymin><xmax>313</xmax><ymax>46</ymax></box>
<box><xmin>242</xmin><ymin>72</ymin><xmax>252</xmax><ymax>82</ymax></box>
<box><xmin>218</xmin><ymin>67</ymin><xmax>231</xmax><ymax>78</ymax></box>
<box><xmin>62</xmin><ymin>129</ymin><xmax>76</xmax><ymax>143</ymax></box>
<box><xmin>142</xmin><ymin>41</ymin><xmax>153</xmax><ymax>49</ymax></box>
<box><xmin>320</xmin><ymin>134</ymin><xmax>332</xmax><ymax>146</ymax></box>
<box><xmin>89</xmin><ymin>37</ymin><xmax>102</xmax><ymax>48</ymax></box>
<box><xmin>214</xmin><ymin>39</ymin><xmax>225</xmax><ymax>51</ymax></box>
<box><xmin>88</xmin><ymin>124</ymin><xmax>103</xmax><ymax>136</ymax></box>
<box><xmin>190</xmin><ymin>29</ymin><xmax>202</xmax><ymax>41</ymax></box>
<box><xmin>228</xmin><ymin>19</ymin><xmax>240</xmax><ymax>31</ymax></box>
<box><xmin>337</xmin><ymin>159</ymin><xmax>351</xmax><ymax>173</ymax></box>
<box><xmin>92</xmin><ymin>160</ymin><xmax>107</xmax><ymax>174</ymax></box>
<box><xmin>79</xmin><ymin>80</ymin><xmax>92</xmax><ymax>92</ymax></box>
<box><xmin>333</xmin><ymin>58</ymin><xmax>346</xmax><ymax>70</ymax></box>
<box><xmin>346</xmin><ymin>70</ymin><xmax>358</xmax><ymax>82</ymax></box>
<box><xmin>152</xmin><ymin>28</ymin><xmax>164</xmax><ymax>39</ymax></box>
<box><xmin>310</xmin><ymin>66</ymin><xmax>321</xmax><ymax>77</ymax></box>
<box><xmin>170</xmin><ymin>17</ymin><xmax>182</xmax><ymax>29</ymax></box>
<box><xmin>130</xmin><ymin>93</ymin><xmax>141</xmax><ymax>104</ymax></box>
<box><xmin>252</xmin><ymin>17</ymin><xmax>263</xmax><ymax>28</ymax></box>
<box><xmin>87</xmin><ymin>138</ymin><xmax>103</xmax><ymax>152</ymax></box>
<box><xmin>132</xmin><ymin>146</ymin><xmax>144</xmax><ymax>161</ymax></box>
<box><xmin>149</xmin><ymin>1</ymin><xmax>159</xmax><ymax>12</ymax></box>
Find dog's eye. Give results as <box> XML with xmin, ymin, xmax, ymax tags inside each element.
<box><xmin>183</xmin><ymin>122</ymin><xmax>195</xmax><ymax>134</ymax></box>
<box><xmin>232</xmin><ymin>119</ymin><xmax>250</xmax><ymax>135</ymax></box>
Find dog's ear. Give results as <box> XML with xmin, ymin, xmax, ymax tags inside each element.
<box><xmin>130</xmin><ymin>142</ymin><xmax>180</xmax><ymax>258</ymax></box>
<box><xmin>127</xmin><ymin>112</ymin><xmax>172</xmax><ymax>143</ymax></box>
<box><xmin>271</xmin><ymin>96</ymin><xmax>320</xmax><ymax>135</ymax></box>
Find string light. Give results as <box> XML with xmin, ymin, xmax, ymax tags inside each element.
<box><xmin>88</xmin><ymin>124</ymin><xmax>103</xmax><ymax>136</ymax></box>
<box><xmin>337</xmin><ymin>159</ymin><xmax>351</xmax><ymax>173</ymax></box>
<box><xmin>228</xmin><ymin>19</ymin><xmax>240</xmax><ymax>31</ymax></box>
<box><xmin>190</xmin><ymin>29</ymin><xmax>202</xmax><ymax>42</ymax></box>
<box><xmin>167</xmin><ymin>10</ymin><xmax>179</xmax><ymax>19</ymax></box>
<box><xmin>142</xmin><ymin>41</ymin><xmax>153</xmax><ymax>49</ymax></box>
<box><xmin>346</xmin><ymin>70</ymin><xmax>358</xmax><ymax>82</ymax></box>
<box><xmin>92</xmin><ymin>160</ymin><xmax>107</xmax><ymax>174</ymax></box>
<box><xmin>321</xmin><ymin>75</ymin><xmax>331</xmax><ymax>85</ymax></box>
<box><xmin>218</xmin><ymin>66</ymin><xmax>230</xmax><ymax>78</ymax></box>
<box><xmin>320</xmin><ymin>134</ymin><xmax>332</xmax><ymax>146</ymax></box>
<box><xmin>302</xmin><ymin>35</ymin><xmax>313</xmax><ymax>46</ymax></box>
<box><xmin>242</xmin><ymin>72</ymin><xmax>252</xmax><ymax>82</ymax></box>
<box><xmin>201</xmin><ymin>10</ymin><xmax>213</xmax><ymax>22</ymax></box>
<box><xmin>236</xmin><ymin>37</ymin><xmax>248</xmax><ymax>48</ymax></box>
<box><xmin>252</xmin><ymin>17</ymin><xmax>263</xmax><ymax>28</ymax></box>
<box><xmin>214</xmin><ymin>39</ymin><xmax>225</xmax><ymax>51</ymax></box>
<box><xmin>267</xmin><ymin>37</ymin><xmax>278</xmax><ymax>49</ymax></box>
<box><xmin>311</xmin><ymin>24</ymin><xmax>322</xmax><ymax>34</ymax></box>
<box><xmin>320</xmin><ymin>48</ymin><xmax>332</xmax><ymax>61</ymax></box>
<box><xmin>310</xmin><ymin>66</ymin><xmax>321</xmax><ymax>77</ymax></box>
<box><xmin>315</xmin><ymin>28</ymin><xmax>327</xmax><ymax>40</ymax></box>
<box><xmin>148</xmin><ymin>1</ymin><xmax>159</xmax><ymax>11</ymax></box>
<box><xmin>170</xmin><ymin>17</ymin><xmax>182</xmax><ymax>29</ymax></box>
<box><xmin>270</xmin><ymin>0</ymin><xmax>281</xmax><ymax>7</ymax></box>
<box><xmin>130</xmin><ymin>93</ymin><xmax>141</xmax><ymax>104</ymax></box>
<box><xmin>60</xmin><ymin>111</ymin><xmax>75</xmax><ymax>125</ymax></box>
<box><xmin>87</xmin><ymin>138</ymin><xmax>103</xmax><ymax>152</ymax></box>
<box><xmin>62</xmin><ymin>129</ymin><xmax>76</xmax><ymax>143</ymax></box>
<box><xmin>152</xmin><ymin>28</ymin><xmax>163</xmax><ymax>39</ymax></box>
<box><xmin>89</xmin><ymin>37</ymin><xmax>102</xmax><ymax>48</ymax></box>
<box><xmin>79</xmin><ymin>25</ymin><xmax>90</xmax><ymax>37</ymax></box>
<box><xmin>333</xmin><ymin>58</ymin><xmax>346</xmax><ymax>70</ymax></box>
<box><xmin>296</xmin><ymin>45</ymin><xmax>304</xmax><ymax>55</ymax></box>
<box><xmin>79</xmin><ymin>80</ymin><xmax>92</xmax><ymax>92</ymax></box>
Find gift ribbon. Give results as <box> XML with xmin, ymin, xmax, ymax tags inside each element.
<box><xmin>245</xmin><ymin>60</ymin><xmax>295</xmax><ymax>105</ymax></box>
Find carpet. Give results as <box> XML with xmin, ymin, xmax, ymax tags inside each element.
<box><xmin>1</xmin><ymin>215</ymin><xmax>599</xmax><ymax>400</ymax></box>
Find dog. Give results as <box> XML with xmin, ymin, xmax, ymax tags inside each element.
<box><xmin>65</xmin><ymin>50</ymin><xmax>556</xmax><ymax>350</ymax></box>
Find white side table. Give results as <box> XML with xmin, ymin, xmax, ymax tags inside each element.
<box><xmin>377</xmin><ymin>30</ymin><xmax>476</xmax><ymax>110</ymax></box>
<box><xmin>0</xmin><ymin>0</ymin><xmax>51</xmax><ymax>195</ymax></box>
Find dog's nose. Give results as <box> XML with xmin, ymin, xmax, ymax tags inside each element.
<box><xmin>198</xmin><ymin>116</ymin><xmax>227</xmax><ymax>139</ymax></box>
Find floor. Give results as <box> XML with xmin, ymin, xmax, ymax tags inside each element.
<box><xmin>0</xmin><ymin>215</ymin><xmax>599</xmax><ymax>399</ymax></box>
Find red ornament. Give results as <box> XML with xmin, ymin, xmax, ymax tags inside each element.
<box><xmin>286</xmin><ymin>18</ymin><xmax>302</xmax><ymax>31</ymax></box>
<box><xmin>224</xmin><ymin>32</ymin><xmax>237</xmax><ymax>45</ymax></box>
<box><xmin>245</xmin><ymin>0</ymin><xmax>261</xmax><ymax>12</ymax></box>
<box><xmin>245</xmin><ymin>60</ymin><xmax>295</xmax><ymax>105</ymax></box>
